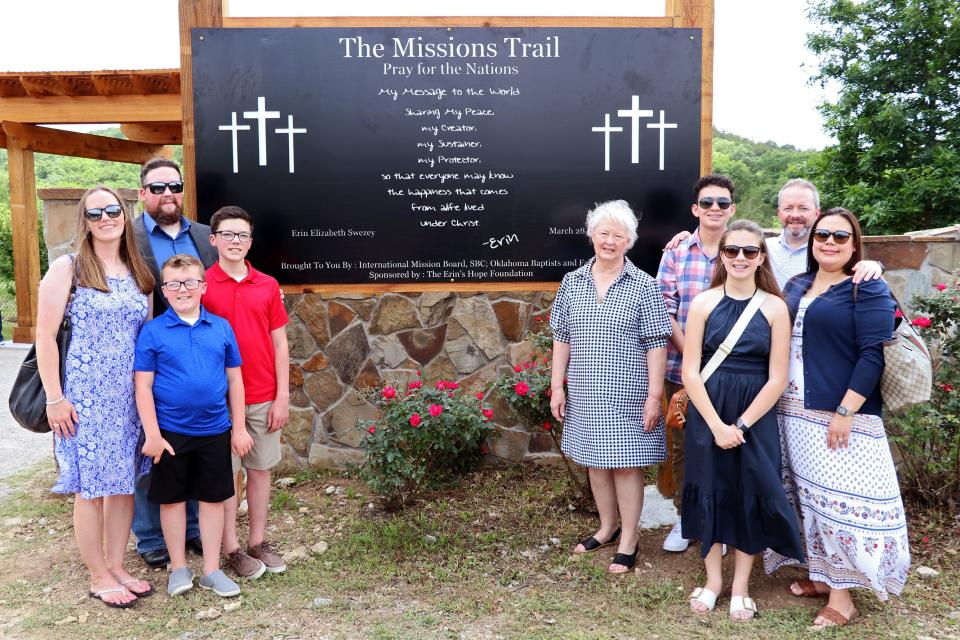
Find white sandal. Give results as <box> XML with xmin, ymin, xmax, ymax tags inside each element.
<box><xmin>729</xmin><ymin>595</ymin><xmax>758</xmax><ymax>621</ymax></box>
<box><xmin>689</xmin><ymin>587</ymin><xmax>718</xmax><ymax>613</ymax></box>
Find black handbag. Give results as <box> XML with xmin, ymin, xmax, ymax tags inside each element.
<box><xmin>8</xmin><ymin>258</ymin><xmax>76</xmax><ymax>433</ymax></box>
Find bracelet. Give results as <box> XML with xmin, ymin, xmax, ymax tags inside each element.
<box><xmin>45</xmin><ymin>395</ymin><xmax>65</xmax><ymax>406</ymax></box>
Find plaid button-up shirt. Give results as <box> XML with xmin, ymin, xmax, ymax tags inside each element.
<box><xmin>655</xmin><ymin>228</ymin><xmax>718</xmax><ymax>384</ymax></box>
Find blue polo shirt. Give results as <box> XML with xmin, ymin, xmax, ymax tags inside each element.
<box><xmin>144</xmin><ymin>213</ymin><xmax>201</xmax><ymax>269</ymax></box>
<box><xmin>134</xmin><ymin>305</ymin><xmax>242</xmax><ymax>436</ymax></box>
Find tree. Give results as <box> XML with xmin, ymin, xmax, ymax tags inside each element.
<box><xmin>805</xmin><ymin>0</ymin><xmax>960</xmax><ymax>234</ymax></box>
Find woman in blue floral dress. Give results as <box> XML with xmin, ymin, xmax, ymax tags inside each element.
<box><xmin>36</xmin><ymin>186</ymin><xmax>156</xmax><ymax>607</ymax></box>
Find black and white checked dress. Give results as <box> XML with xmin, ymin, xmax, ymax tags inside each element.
<box><xmin>550</xmin><ymin>257</ymin><xmax>672</xmax><ymax>468</ymax></box>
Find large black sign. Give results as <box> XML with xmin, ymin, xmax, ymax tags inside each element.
<box><xmin>192</xmin><ymin>27</ymin><xmax>701</xmax><ymax>284</ymax></box>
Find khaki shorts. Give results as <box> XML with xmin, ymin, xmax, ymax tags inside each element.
<box><xmin>232</xmin><ymin>401</ymin><xmax>282</xmax><ymax>472</ymax></box>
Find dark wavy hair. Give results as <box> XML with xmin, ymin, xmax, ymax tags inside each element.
<box><xmin>710</xmin><ymin>220</ymin><xmax>783</xmax><ymax>299</ymax></box>
<box><xmin>804</xmin><ymin>207</ymin><xmax>864</xmax><ymax>275</ymax></box>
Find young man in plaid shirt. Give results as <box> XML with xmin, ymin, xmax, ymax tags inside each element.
<box><xmin>656</xmin><ymin>173</ymin><xmax>737</xmax><ymax>553</ymax></box>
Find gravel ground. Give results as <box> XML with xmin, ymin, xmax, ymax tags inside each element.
<box><xmin>0</xmin><ymin>342</ymin><xmax>53</xmax><ymax>498</ymax></box>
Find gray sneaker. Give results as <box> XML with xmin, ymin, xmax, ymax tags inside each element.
<box><xmin>167</xmin><ymin>567</ymin><xmax>194</xmax><ymax>597</ymax></box>
<box><xmin>224</xmin><ymin>549</ymin><xmax>266</xmax><ymax>580</ymax></box>
<box><xmin>199</xmin><ymin>569</ymin><xmax>241</xmax><ymax>597</ymax></box>
<box><xmin>247</xmin><ymin>541</ymin><xmax>287</xmax><ymax>574</ymax></box>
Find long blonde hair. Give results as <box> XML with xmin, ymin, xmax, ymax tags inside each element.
<box><xmin>74</xmin><ymin>186</ymin><xmax>154</xmax><ymax>294</ymax></box>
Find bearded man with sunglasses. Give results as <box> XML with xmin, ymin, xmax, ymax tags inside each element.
<box><xmin>131</xmin><ymin>158</ymin><xmax>218</xmax><ymax>568</ymax></box>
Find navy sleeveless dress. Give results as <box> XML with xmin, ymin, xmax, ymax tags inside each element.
<box><xmin>680</xmin><ymin>295</ymin><xmax>804</xmax><ymax>561</ymax></box>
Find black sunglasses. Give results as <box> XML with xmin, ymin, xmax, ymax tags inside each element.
<box><xmin>722</xmin><ymin>244</ymin><xmax>762</xmax><ymax>260</ymax></box>
<box><xmin>84</xmin><ymin>204</ymin><xmax>124</xmax><ymax>222</ymax></box>
<box><xmin>144</xmin><ymin>181</ymin><xmax>184</xmax><ymax>195</ymax></box>
<box><xmin>697</xmin><ymin>196</ymin><xmax>733</xmax><ymax>210</ymax></box>
<box><xmin>812</xmin><ymin>229</ymin><xmax>852</xmax><ymax>245</ymax></box>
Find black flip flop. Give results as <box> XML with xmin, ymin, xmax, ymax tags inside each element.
<box><xmin>89</xmin><ymin>588</ymin><xmax>136</xmax><ymax>608</ymax></box>
<box><xmin>575</xmin><ymin>526</ymin><xmax>622</xmax><ymax>553</ymax></box>
<box><xmin>609</xmin><ymin>546</ymin><xmax>639</xmax><ymax>573</ymax></box>
<box><xmin>121</xmin><ymin>579</ymin><xmax>154</xmax><ymax>597</ymax></box>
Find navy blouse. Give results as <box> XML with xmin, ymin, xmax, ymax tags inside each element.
<box><xmin>782</xmin><ymin>273</ymin><xmax>894</xmax><ymax>416</ymax></box>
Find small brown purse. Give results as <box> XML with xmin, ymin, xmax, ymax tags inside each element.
<box><xmin>663</xmin><ymin>290</ymin><xmax>769</xmax><ymax>431</ymax></box>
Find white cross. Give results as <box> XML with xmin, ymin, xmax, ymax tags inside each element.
<box><xmin>243</xmin><ymin>96</ymin><xmax>281</xmax><ymax>166</ymax></box>
<box><xmin>646</xmin><ymin>110</ymin><xmax>678</xmax><ymax>171</ymax></box>
<box><xmin>591</xmin><ymin>113</ymin><xmax>623</xmax><ymax>172</ymax></box>
<box><xmin>218</xmin><ymin>112</ymin><xmax>251</xmax><ymax>174</ymax></box>
<box><xmin>275</xmin><ymin>115</ymin><xmax>307</xmax><ymax>174</ymax></box>
<box><xmin>617</xmin><ymin>95</ymin><xmax>653</xmax><ymax>164</ymax></box>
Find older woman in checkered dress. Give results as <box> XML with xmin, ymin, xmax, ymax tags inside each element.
<box><xmin>550</xmin><ymin>200</ymin><xmax>672</xmax><ymax>574</ymax></box>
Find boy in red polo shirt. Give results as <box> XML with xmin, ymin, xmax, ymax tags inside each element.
<box><xmin>203</xmin><ymin>206</ymin><xmax>290</xmax><ymax>578</ymax></box>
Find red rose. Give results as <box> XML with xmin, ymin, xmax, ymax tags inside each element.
<box><xmin>429</xmin><ymin>404</ymin><xmax>443</xmax><ymax>417</ymax></box>
<box><xmin>935</xmin><ymin>283</ymin><xmax>947</xmax><ymax>291</ymax></box>
<box><xmin>409</xmin><ymin>413</ymin><xmax>422</xmax><ymax>427</ymax></box>
<box><xmin>911</xmin><ymin>316</ymin><xmax>932</xmax><ymax>328</ymax></box>
<box><xmin>543</xmin><ymin>421</ymin><xmax>552</xmax><ymax>431</ymax></box>
<box><xmin>416</xmin><ymin>370</ymin><xmax>422</xmax><ymax>376</ymax></box>
<box><xmin>476</xmin><ymin>392</ymin><xmax>484</xmax><ymax>399</ymax></box>
<box><xmin>534</xmin><ymin>316</ymin><xmax>543</xmax><ymax>322</ymax></box>
<box><xmin>942</xmin><ymin>384</ymin><xmax>955</xmax><ymax>392</ymax></box>
<box><xmin>514</xmin><ymin>365</ymin><xmax>522</xmax><ymax>373</ymax></box>
<box><xmin>482</xmin><ymin>408</ymin><xmax>494</xmax><ymax>419</ymax></box>
<box><xmin>514</xmin><ymin>382</ymin><xmax>530</xmax><ymax>396</ymax></box>
<box><xmin>382</xmin><ymin>386</ymin><xmax>397</xmax><ymax>399</ymax></box>
<box><xmin>895</xmin><ymin>309</ymin><xmax>904</xmax><ymax>318</ymax></box>
<box><xmin>367</xmin><ymin>426</ymin><xmax>376</xmax><ymax>434</ymax></box>
<box><xmin>446</xmin><ymin>381</ymin><xmax>459</xmax><ymax>390</ymax></box>
<box><xmin>523</xmin><ymin>361</ymin><xmax>533</xmax><ymax>369</ymax></box>
<box><xmin>436</xmin><ymin>380</ymin><xmax>446</xmax><ymax>390</ymax></box>
<box><xmin>407</xmin><ymin>380</ymin><xmax>422</xmax><ymax>390</ymax></box>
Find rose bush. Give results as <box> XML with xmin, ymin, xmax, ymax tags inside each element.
<box><xmin>359</xmin><ymin>373</ymin><xmax>496</xmax><ymax>510</ymax></box>
<box><xmin>886</xmin><ymin>275</ymin><xmax>960</xmax><ymax>509</ymax></box>
<box><xmin>491</xmin><ymin>326</ymin><xmax>592</xmax><ymax>507</ymax></box>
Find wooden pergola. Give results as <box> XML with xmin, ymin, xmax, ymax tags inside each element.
<box><xmin>0</xmin><ymin>69</ymin><xmax>182</xmax><ymax>342</ymax></box>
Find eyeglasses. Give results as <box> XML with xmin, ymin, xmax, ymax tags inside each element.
<box><xmin>84</xmin><ymin>204</ymin><xmax>124</xmax><ymax>222</ymax></box>
<box><xmin>812</xmin><ymin>229</ymin><xmax>852</xmax><ymax>244</ymax></box>
<box><xmin>161</xmin><ymin>279</ymin><xmax>203</xmax><ymax>292</ymax></box>
<box><xmin>697</xmin><ymin>196</ymin><xmax>733</xmax><ymax>210</ymax></box>
<box><xmin>722</xmin><ymin>245</ymin><xmax>762</xmax><ymax>260</ymax></box>
<box><xmin>215</xmin><ymin>230</ymin><xmax>253</xmax><ymax>242</ymax></box>
<box><xmin>144</xmin><ymin>181</ymin><xmax>184</xmax><ymax>195</ymax></box>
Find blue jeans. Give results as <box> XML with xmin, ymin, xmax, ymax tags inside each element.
<box><xmin>132</xmin><ymin>474</ymin><xmax>200</xmax><ymax>553</ymax></box>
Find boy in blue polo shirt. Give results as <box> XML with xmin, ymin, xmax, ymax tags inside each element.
<box><xmin>134</xmin><ymin>254</ymin><xmax>253</xmax><ymax>598</ymax></box>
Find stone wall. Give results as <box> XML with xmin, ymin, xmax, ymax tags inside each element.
<box><xmin>281</xmin><ymin>290</ymin><xmax>556</xmax><ymax>471</ymax></box>
<box><xmin>34</xmin><ymin>189</ymin><xmax>959</xmax><ymax>470</ymax></box>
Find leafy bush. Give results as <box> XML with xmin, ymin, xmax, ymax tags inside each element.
<box><xmin>359</xmin><ymin>374</ymin><xmax>495</xmax><ymax>511</ymax></box>
<box><xmin>491</xmin><ymin>327</ymin><xmax>592</xmax><ymax>507</ymax></box>
<box><xmin>886</xmin><ymin>276</ymin><xmax>960</xmax><ymax>509</ymax></box>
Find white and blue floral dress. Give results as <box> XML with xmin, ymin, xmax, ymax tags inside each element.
<box><xmin>52</xmin><ymin>273</ymin><xmax>150</xmax><ymax>499</ymax></box>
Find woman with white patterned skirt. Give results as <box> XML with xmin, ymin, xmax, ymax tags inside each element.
<box><xmin>549</xmin><ymin>200</ymin><xmax>672</xmax><ymax>574</ymax></box>
<box><xmin>763</xmin><ymin>208</ymin><xmax>909</xmax><ymax>628</ymax></box>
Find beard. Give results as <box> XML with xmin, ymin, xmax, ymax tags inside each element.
<box><xmin>784</xmin><ymin>221</ymin><xmax>811</xmax><ymax>241</ymax></box>
<box><xmin>148</xmin><ymin>203</ymin><xmax>182</xmax><ymax>226</ymax></box>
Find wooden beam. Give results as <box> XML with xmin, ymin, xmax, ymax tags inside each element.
<box><xmin>0</xmin><ymin>128</ymin><xmax>5</xmax><ymax>148</ymax></box>
<box><xmin>180</xmin><ymin>0</ymin><xmax>223</xmax><ymax>222</ymax></box>
<box><xmin>672</xmin><ymin>0</ymin><xmax>714</xmax><ymax>177</ymax></box>
<box><xmin>121</xmin><ymin>122</ymin><xmax>183</xmax><ymax>144</ymax></box>
<box><xmin>223</xmin><ymin>16</ymin><xmax>674</xmax><ymax>28</ymax></box>
<box><xmin>7</xmin><ymin>145</ymin><xmax>40</xmax><ymax>343</ymax></box>
<box><xmin>0</xmin><ymin>94</ymin><xmax>181</xmax><ymax>124</ymax></box>
<box><xmin>2</xmin><ymin>122</ymin><xmax>171</xmax><ymax>164</ymax></box>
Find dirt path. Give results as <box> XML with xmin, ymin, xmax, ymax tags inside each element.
<box><xmin>0</xmin><ymin>344</ymin><xmax>53</xmax><ymax>498</ymax></box>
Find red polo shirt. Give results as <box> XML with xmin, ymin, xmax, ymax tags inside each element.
<box><xmin>202</xmin><ymin>261</ymin><xmax>288</xmax><ymax>404</ymax></box>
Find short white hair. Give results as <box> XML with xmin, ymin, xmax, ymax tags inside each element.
<box><xmin>585</xmin><ymin>200</ymin><xmax>639</xmax><ymax>249</ymax></box>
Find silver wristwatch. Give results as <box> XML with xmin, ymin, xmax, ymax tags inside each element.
<box><xmin>835</xmin><ymin>405</ymin><xmax>852</xmax><ymax>417</ymax></box>
<box><xmin>735</xmin><ymin>417</ymin><xmax>749</xmax><ymax>432</ymax></box>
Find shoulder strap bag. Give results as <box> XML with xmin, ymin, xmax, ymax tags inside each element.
<box><xmin>665</xmin><ymin>290</ymin><xmax>769</xmax><ymax>429</ymax></box>
<box><xmin>8</xmin><ymin>256</ymin><xmax>77</xmax><ymax>433</ymax></box>
<box><xmin>853</xmin><ymin>285</ymin><xmax>933</xmax><ymax>414</ymax></box>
